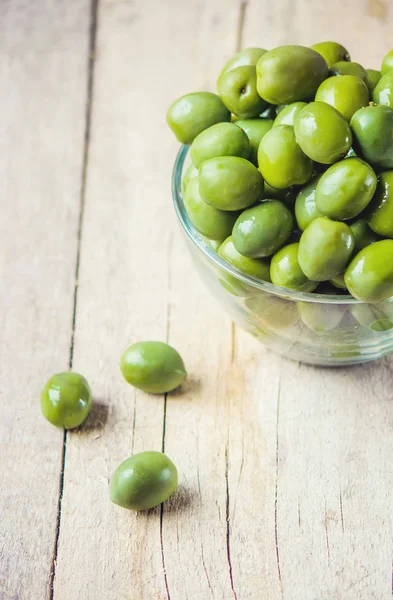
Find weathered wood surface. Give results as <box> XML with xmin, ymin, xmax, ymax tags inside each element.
<box><xmin>0</xmin><ymin>1</ymin><xmax>91</xmax><ymax>598</ymax></box>
<box><xmin>2</xmin><ymin>1</ymin><xmax>393</xmax><ymax>599</ymax></box>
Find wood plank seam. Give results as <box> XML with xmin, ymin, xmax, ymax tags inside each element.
<box><xmin>275</xmin><ymin>378</ymin><xmax>283</xmax><ymax>598</ymax></box>
<box><xmin>224</xmin><ymin>7</ymin><xmax>252</xmax><ymax>600</ymax></box>
<box><xmin>49</xmin><ymin>0</ymin><xmax>100</xmax><ymax>596</ymax></box>
<box><xmin>160</xmin><ymin>233</ymin><xmax>174</xmax><ymax>600</ymax></box>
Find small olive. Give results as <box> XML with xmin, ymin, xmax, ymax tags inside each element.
<box><xmin>310</xmin><ymin>41</ymin><xmax>350</xmax><ymax>68</ymax></box>
<box><xmin>232</xmin><ymin>200</ymin><xmax>293</xmax><ymax>258</ymax></box>
<box><xmin>270</xmin><ymin>243</ymin><xmax>318</xmax><ymax>292</ymax></box>
<box><xmin>199</xmin><ymin>156</ymin><xmax>264</xmax><ymax>210</ymax></box>
<box><xmin>258</xmin><ymin>125</ymin><xmax>313</xmax><ymax>189</ymax></box>
<box><xmin>190</xmin><ymin>122</ymin><xmax>249</xmax><ymax>167</ymax></box>
<box><xmin>218</xmin><ymin>236</ymin><xmax>271</xmax><ymax>281</ymax></box>
<box><xmin>181</xmin><ymin>163</ymin><xmax>198</xmax><ymax>195</ymax></box>
<box><xmin>294</xmin><ymin>175</ymin><xmax>323</xmax><ymax>231</ymax></box>
<box><xmin>110</xmin><ymin>451</ymin><xmax>178</xmax><ymax>511</ymax></box>
<box><xmin>294</xmin><ymin>102</ymin><xmax>352</xmax><ymax>165</ymax></box>
<box><xmin>41</xmin><ymin>372</ymin><xmax>92</xmax><ymax>429</ymax></box>
<box><xmin>184</xmin><ymin>177</ymin><xmax>238</xmax><ymax>241</ymax></box>
<box><xmin>381</xmin><ymin>50</ymin><xmax>393</xmax><ymax>77</ymax></box>
<box><xmin>166</xmin><ymin>92</ymin><xmax>230</xmax><ymax>144</ymax></box>
<box><xmin>315</xmin><ymin>158</ymin><xmax>377</xmax><ymax>220</ymax></box>
<box><xmin>298</xmin><ymin>217</ymin><xmax>354</xmax><ymax>281</ymax></box>
<box><xmin>345</xmin><ymin>240</ymin><xmax>393</xmax><ymax>302</ymax></box>
<box><xmin>120</xmin><ymin>341</ymin><xmax>186</xmax><ymax>394</ymax></box>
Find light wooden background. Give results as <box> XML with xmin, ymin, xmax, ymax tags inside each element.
<box><xmin>1</xmin><ymin>1</ymin><xmax>393</xmax><ymax>599</ymax></box>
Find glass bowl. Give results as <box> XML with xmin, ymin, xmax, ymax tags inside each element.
<box><xmin>172</xmin><ymin>146</ymin><xmax>393</xmax><ymax>366</ymax></box>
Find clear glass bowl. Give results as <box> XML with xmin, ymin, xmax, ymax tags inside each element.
<box><xmin>172</xmin><ymin>146</ymin><xmax>393</xmax><ymax>365</ymax></box>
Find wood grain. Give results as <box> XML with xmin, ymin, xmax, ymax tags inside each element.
<box><xmin>52</xmin><ymin>1</ymin><xmax>246</xmax><ymax>598</ymax></box>
<box><xmin>0</xmin><ymin>1</ymin><xmax>90</xmax><ymax>598</ymax></box>
<box><xmin>2</xmin><ymin>0</ymin><xmax>393</xmax><ymax>599</ymax></box>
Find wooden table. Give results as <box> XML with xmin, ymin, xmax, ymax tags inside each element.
<box><xmin>2</xmin><ymin>1</ymin><xmax>393</xmax><ymax>598</ymax></box>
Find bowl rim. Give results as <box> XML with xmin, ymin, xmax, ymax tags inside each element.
<box><xmin>172</xmin><ymin>144</ymin><xmax>364</xmax><ymax>305</ymax></box>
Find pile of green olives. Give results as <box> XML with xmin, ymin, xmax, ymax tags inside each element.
<box><xmin>167</xmin><ymin>43</ymin><xmax>393</xmax><ymax>303</ymax></box>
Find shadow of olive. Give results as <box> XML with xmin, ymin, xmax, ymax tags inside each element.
<box><xmin>77</xmin><ymin>399</ymin><xmax>110</xmax><ymax>432</ymax></box>
<box><xmin>168</xmin><ymin>376</ymin><xmax>200</xmax><ymax>398</ymax></box>
<box><xmin>138</xmin><ymin>485</ymin><xmax>196</xmax><ymax>517</ymax></box>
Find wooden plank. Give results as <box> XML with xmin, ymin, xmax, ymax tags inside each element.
<box><xmin>0</xmin><ymin>1</ymin><xmax>90</xmax><ymax>598</ymax></box>
<box><xmin>242</xmin><ymin>0</ymin><xmax>393</xmax><ymax>68</ymax></box>
<box><xmin>52</xmin><ymin>0</ymin><xmax>252</xmax><ymax>598</ymax></box>
<box><xmin>50</xmin><ymin>1</ymin><xmax>393</xmax><ymax>600</ymax></box>
<box><xmin>234</xmin><ymin>2</ymin><xmax>393</xmax><ymax>598</ymax></box>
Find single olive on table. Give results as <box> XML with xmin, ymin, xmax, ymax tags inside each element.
<box><xmin>120</xmin><ymin>341</ymin><xmax>186</xmax><ymax>394</ymax></box>
<box><xmin>41</xmin><ymin>372</ymin><xmax>92</xmax><ymax>429</ymax></box>
<box><xmin>110</xmin><ymin>451</ymin><xmax>178</xmax><ymax>511</ymax></box>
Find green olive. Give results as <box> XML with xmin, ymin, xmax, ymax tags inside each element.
<box><xmin>367</xmin><ymin>171</ymin><xmax>393</xmax><ymax>237</ymax></box>
<box><xmin>350</xmin><ymin>104</ymin><xmax>393</xmax><ymax>170</ymax></box>
<box><xmin>315</xmin><ymin>158</ymin><xmax>377</xmax><ymax>220</ymax></box>
<box><xmin>218</xmin><ymin>47</ymin><xmax>267</xmax><ymax>80</ymax></box>
<box><xmin>184</xmin><ymin>177</ymin><xmax>238</xmax><ymax>240</ymax></box>
<box><xmin>315</xmin><ymin>75</ymin><xmax>369</xmax><ymax>122</ymax></box>
<box><xmin>273</xmin><ymin>102</ymin><xmax>307</xmax><ymax>127</ymax></box>
<box><xmin>366</xmin><ymin>69</ymin><xmax>382</xmax><ymax>92</ymax></box>
<box><xmin>349</xmin><ymin>218</ymin><xmax>380</xmax><ymax>252</ymax></box>
<box><xmin>190</xmin><ymin>122</ymin><xmax>249</xmax><ymax>167</ymax></box>
<box><xmin>120</xmin><ymin>341</ymin><xmax>186</xmax><ymax>394</ymax></box>
<box><xmin>235</xmin><ymin>118</ymin><xmax>273</xmax><ymax>165</ymax></box>
<box><xmin>258</xmin><ymin>125</ymin><xmax>313</xmax><ymax>189</ymax></box>
<box><xmin>351</xmin><ymin>303</ymin><xmax>393</xmax><ymax>332</ymax></box>
<box><xmin>372</xmin><ymin>70</ymin><xmax>393</xmax><ymax>109</ymax></box>
<box><xmin>110</xmin><ymin>451</ymin><xmax>178</xmax><ymax>511</ymax></box>
<box><xmin>329</xmin><ymin>61</ymin><xmax>373</xmax><ymax>92</ymax></box>
<box><xmin>256</xmin><ymin>45</ymin><xmax>328</xmax><ymax>105</ymax></box>
<box><xmin>246</xmin><ymin>294</ymin><xmax>299</xmax><ymax>331</ymax></box>
<box><xmin>204</xmin><ymin>237</ymin><xmax>222</xmax><ymax>252</ymax></box>
<box><xmin>294</xmin><ymin>101</ymin><xmax>352</xmax><ymax>164</ymax></box>
<box><xmin>298</xmin><ymin>217</ymin><xmax>354</xmax><ymax>281</ymax></box>
<box><xmin>181</xmin><ymin>163</ymin><xmax>198</xmax><ymax>195</ymax></box>
<box><xmin>218</xmin><ymin>65</ymin><xmax>268</xmax><ymax>118</ymax></box>
<box><xmin>329</xmin><ymin>272</ymin><xmax>347</xmax><ymax>290</ymax></box>
<box><xmin>294</xmin><ymin>175</ymin><xmax>323</xmax><ymax>231</ymax></box>
<box><xmin>232</xmin><ymin>200</ymin><xmax>293</xmax><ymax>258</ymax></box>
<box><xmin>41</xmin><ymin>372</ymin><xmax>92</xmax><ymax>429</ymax></box>
<box><xmin>218</xmin><ymin>236</ymin><xmax>271</xmax><ymax>280</ymax></box>
<box><xmin>166</xmin><ymin>92</ymin><xmax>230</xmax><ymax>144</ymax></box>
<box><xmin>345</xmin><ymin>240</ymin><xmax>393</xmax><ymax>302</ymax></box>
<box><xmin>381</xmin><ymin>50</ymin><xmax>393</xmax><ymax>77</ymax></box>
<box><xmin>297</xmin><ymin>302</ymin><xmax>345</xmax><ymax>332</ymax></box>
<box><xmin>199</xmin><ymin>156</ymin><xmax>264</xmax><ymax>210</ymax></box>
<box><xmin>270</xmin><ymin>243</ymin><xmax>318</xmax><ymax>292</ymax></box>
<box><xmin>310</xmin><ymin>41</ymin><xmax>350</xmax><ymax>67</ymax></box>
